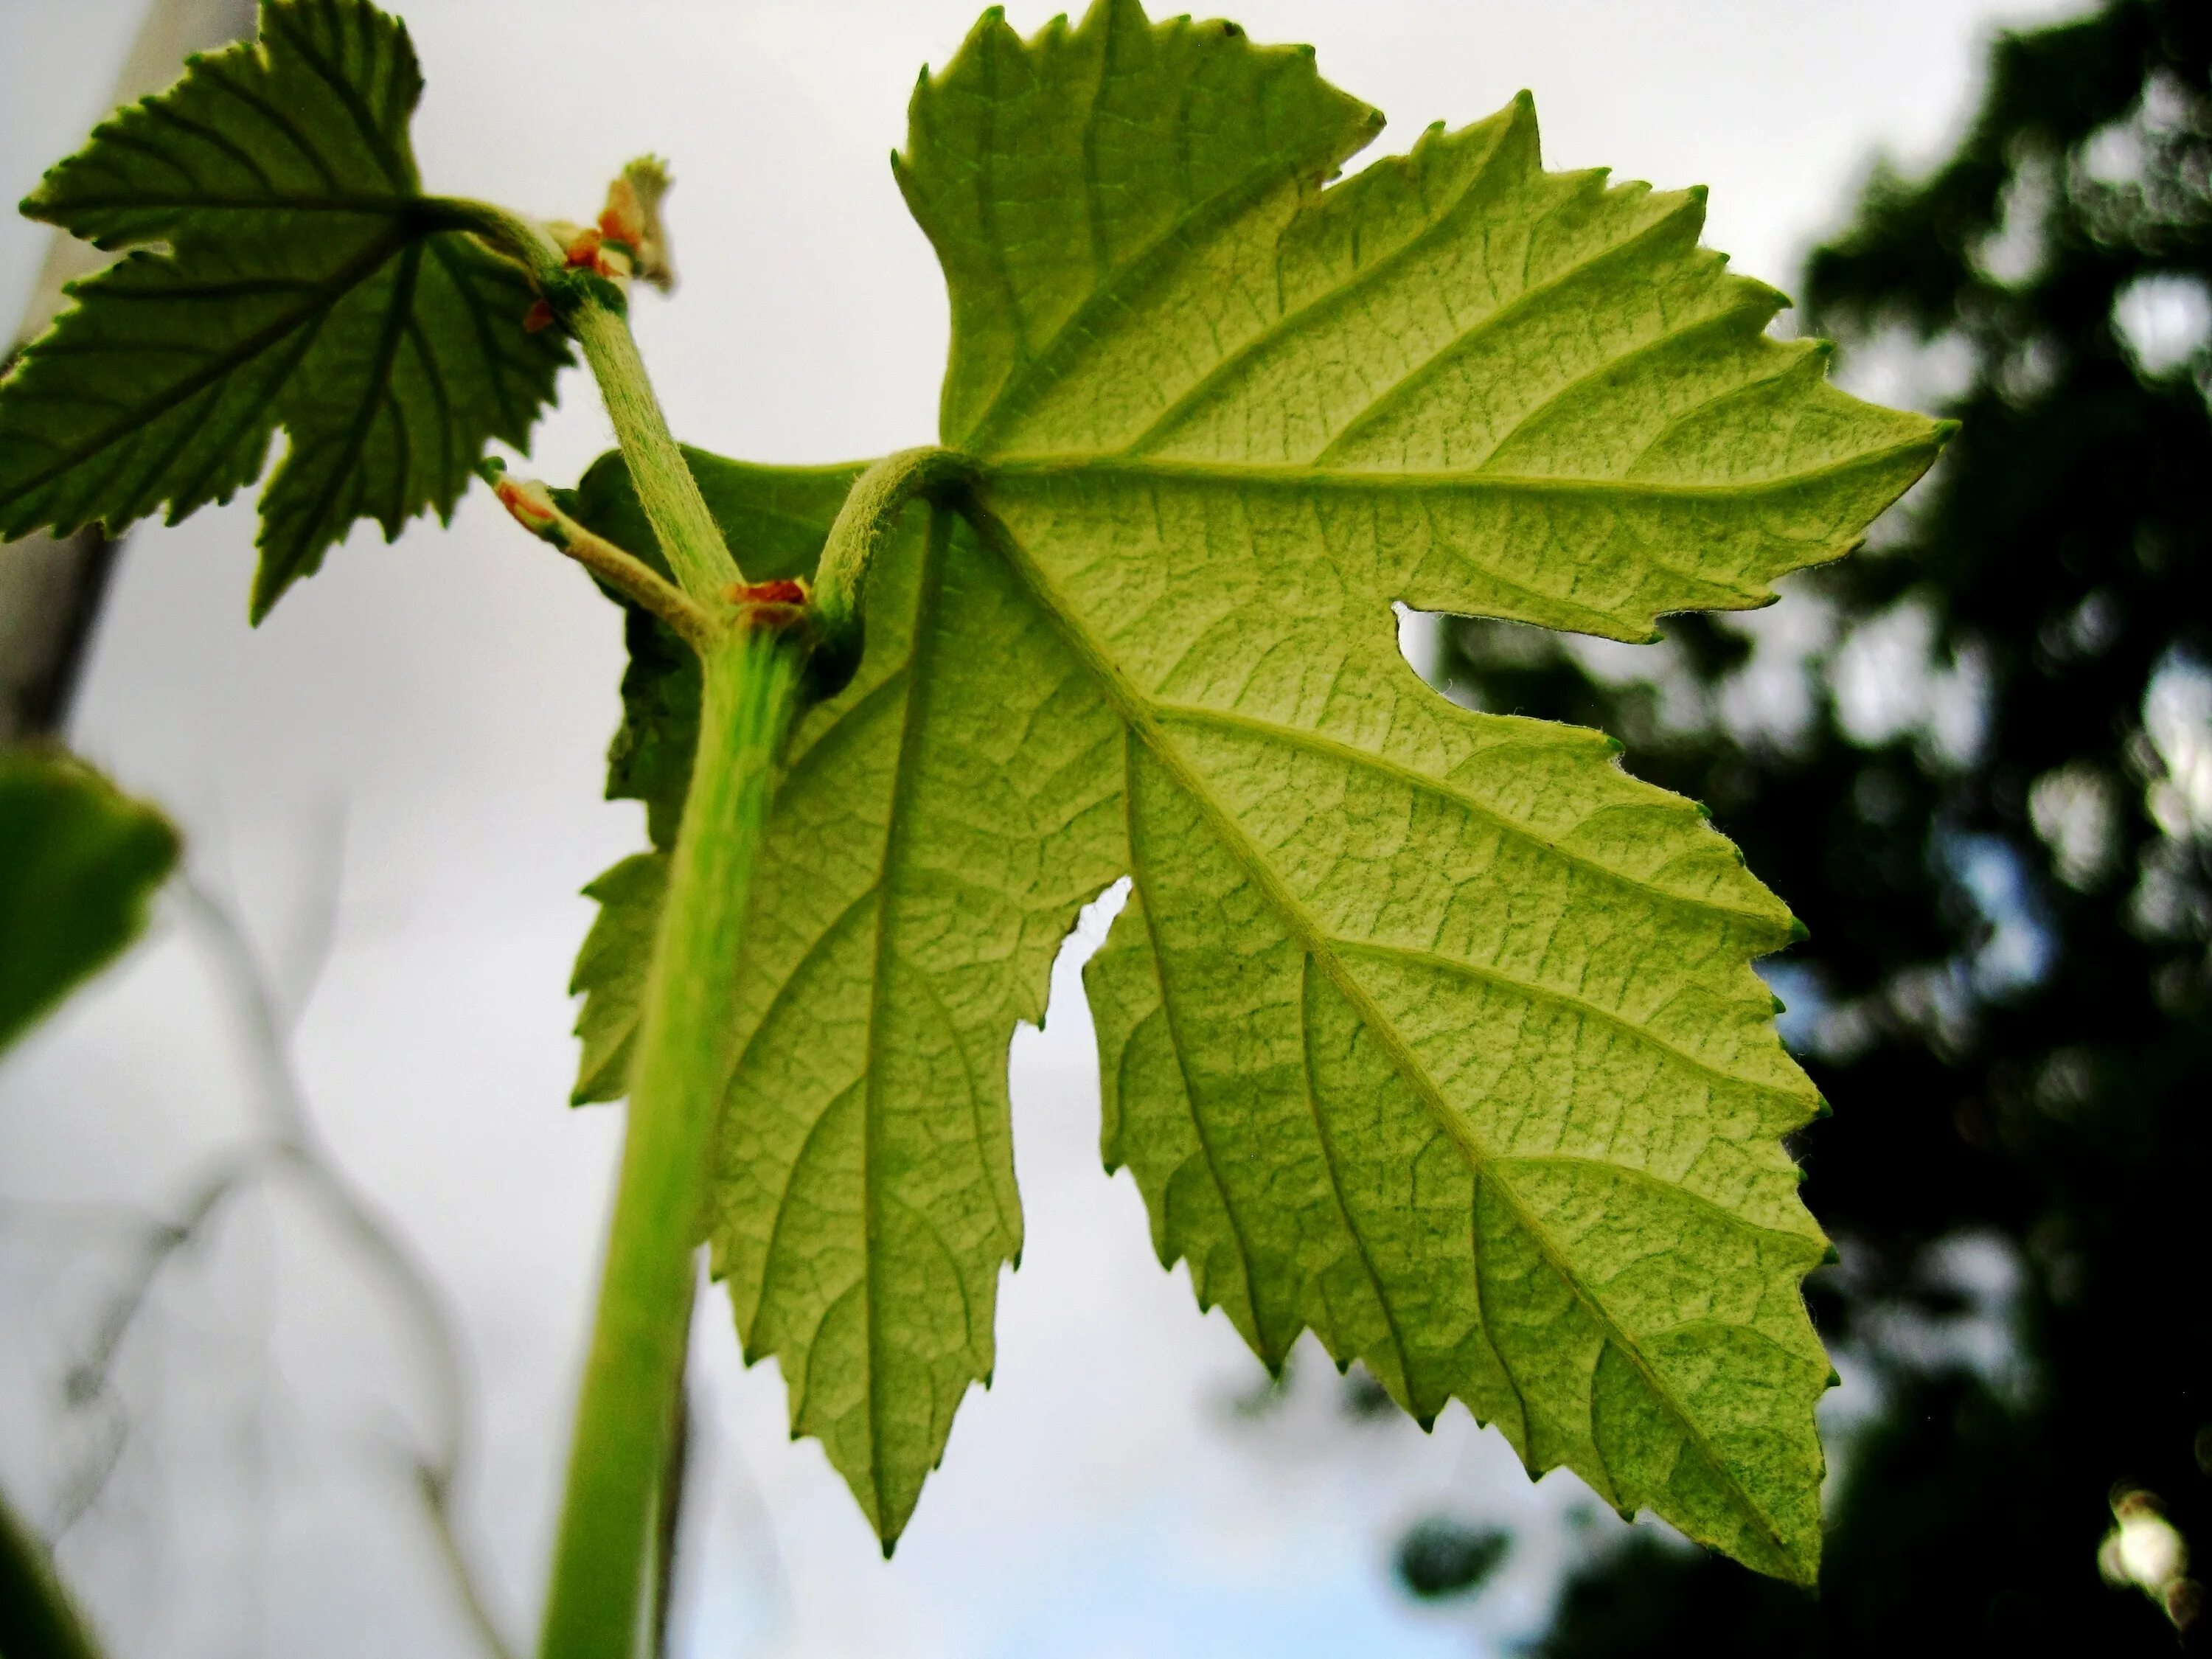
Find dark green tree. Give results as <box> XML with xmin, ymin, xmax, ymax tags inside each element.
<box><xmin>1418</xmin><ymin>0</ymin><xmax>2212</xmax><ymax>1646</ymax></box>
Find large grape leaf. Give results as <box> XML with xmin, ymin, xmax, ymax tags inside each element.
<box><xmin>573</xmin><ymin>0</ymin><xmax>1947</xmax><ymax>1573</ymax></box>
<box><xmin>0</xmin><ymin>752</ymin><xmax>178</xmax><ymax>1056</ymax></box>
<box><xmin>0</xmin><ymin>0</ymin><xmax>567</xmax><ymax>621</ymax></box>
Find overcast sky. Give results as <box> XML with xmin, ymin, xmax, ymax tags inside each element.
<box><xmin>1</xmin><ymin>3</ymin><xmax>2081</xmax><ymax>1656</ymax></box>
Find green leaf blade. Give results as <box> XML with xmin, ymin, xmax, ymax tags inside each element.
<box><xmin>0</xmin><ymin>753</ymin><xmax>179</xmax><ymax>1056</ymax></box>
<box><xmin>979</xmin><ymin>460</ymin><xmax>1831</xmax><ymax>1572</ymax></box>
<box><xmin>896</xmin><ymin>0</ymin><xmax>1382</xmax><ymax>451</ymax></box>
<box><xmin>0</xmin><ymin>0</ymin><xmax>566</xmax><ymax>620</ymax></box>
<box><xmin>709</xmin><ymin>503</ymin><xmax>1123</xmax><ymax>1543</ymax></box>
<box><xmin>580</xmin><ymin>0</ymin><xmax>1944</xmax><ymax>1573</ymax></box>
<box><xmin>569</xmin><ymin>851</ymin><xmax>667</xmax><ymax>1107</ymax></box>
<box><xmin>896</xmin><ymin>0</ymin><xmax>1935</xmax><ymax>1576</ymax></box>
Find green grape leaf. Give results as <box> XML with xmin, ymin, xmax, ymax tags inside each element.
<box><xmin>0</xmin><ymin>752</ymin><xmax>179</xmax><ymax>1056</ymax></box>
<box><xmin>0</xmin><ymin>0</ymin><xmax>567</xmax><ymax>622</ymax></box>
<box><xmin>576</xmin><ymin>0</ymin><xmax>1947</xmax><ymax>1572</ymax></box>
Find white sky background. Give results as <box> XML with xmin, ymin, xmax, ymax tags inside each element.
<box><xmin>0</xmin><ymin>1</ymin><xmax>2079</xmax><ymax>1655</ymax></box>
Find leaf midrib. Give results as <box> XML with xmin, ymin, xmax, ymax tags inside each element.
<box><xmin>960</xmin><ymin>491</ymin><xmax>1804</xmax><ymax>1572</ymax></box>
<box><xmin>1121</xmin><ymin>790</ymin><xmax>1269</xmax><ymax>1349</ymax></box>
<box><xmin>1152</xmin><ymin>699</ymin><xmax>1790</xmax><ymax>938</ymax></box>
<box><xmin>273</xmin><ymin>235</ymin><xmax>423</xmax><ymax>575</ymax></box>
<box><xmin>1310</xmin><ymin>184</ymin><xmax>1703</xmax><ymax>466</ymax></box>
<box><xmin>0</xmin><ymin>222</ymin><xmax>414</xmax><ymax>515</ymax></box>
<box><xmin>1294</xmin><ymin>950</ymin><xmax>1419</xmax><ymax>1399</ymax></box>
<box><xmin>1332</xmin><ymin>935</ymin><xmax>1807</xmax><ymax>1107</ymax></box>
<box><xmin>981</xmin><ymin>440</ymin><xmax>1935</xmax><ymax>497</ymax></box>
<box><xmin>850</xmin><ymin>507</ymin><xmax>954</xmax><ymax>1533</ymax></box>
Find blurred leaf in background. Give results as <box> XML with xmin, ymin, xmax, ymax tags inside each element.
<box><xmin>1400</xmin><ymin>0</ymin><xmax>2211</xmax><ymax>1648</ymax></box>
<box><xmin>0</xmin><ymin>751</ymin><xmax>178</xmax><ymax>1056</ymax></box>
<box><xmin>1396</xmin><ymin>1517</ymin><xmax>1512</xmax><ymax>1602</ymax></box>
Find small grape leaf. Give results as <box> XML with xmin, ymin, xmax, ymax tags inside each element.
<box><xmin>568</xmin><ymin>852</ymin><xmax>667</xmax><ymax>1107</ymax></box>
<box><xmin>0</xmin><ymin>0</ymin><xmax>566</xmax><ymax>622</ymax></box>
<box><xmin>574</xmin><ymin>0</ymin><xmax>1948</xmax><ymax>1572</ymax></box>
<box><xmin>0</xmin><ymin>752</ymin><xmax>179</xmax><ymax>1055</ymax></box>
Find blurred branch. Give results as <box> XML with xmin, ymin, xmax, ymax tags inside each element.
<box><xmin>0</xmin><ymin>0</ymin><xmax>258</xmax><ymax>744</ymax></box>
<box><xmin>62</xmin><ymin>1152</ymin><xmax>262</xmax><ymax>1419</ymax></box>
<box><xmin>50</xmin><ymin>1150</ymin><xmax>263</xmax><ymax>1537</ymax></box>
<box><xmin>49</xmin><ymin>870</ymin><xmax>521</xmax><ymax>1659</ymax></box>
<box><xmin>180</xmin><ymin>876</ymin><xmax>521</xmax><ymax>1659</ymax></box>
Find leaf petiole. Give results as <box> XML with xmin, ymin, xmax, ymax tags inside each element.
<box><xmin>811</xmin><ymin>445</ymin><xmax>975</xmax><ymax>642</ymax></box>
<box><xmin>476</xmin><ymin>458</ymin><xmax>714</xmax><ymax>651</ymax></box>
<box><xmin>436</xmin><ymin>176</ymin><xmax>745</xmax><ymax>604</ymax></box>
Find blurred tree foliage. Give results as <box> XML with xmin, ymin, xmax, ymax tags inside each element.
<box><xmin>1418</xmin><ymin>0</ymin><xmax>2212</xmax><ymax>1647</ymax></box>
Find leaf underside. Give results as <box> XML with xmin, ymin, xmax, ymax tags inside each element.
<box><xmin>0</xmin><ymin>0</ymin><xmax>566</xmax><ymax>621</ymax></box>
<box><xmin>573</xmin><ymin>0</ymin><xmax>1945</xmax><ymax>1575</ymax></box>
<box><xmin>0</xmin><ymin>753</ymin><xmax>179</xmax><ymax>1056</ymax></box>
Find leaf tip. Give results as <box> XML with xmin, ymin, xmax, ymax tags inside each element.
<box><xmin>1933</xmin><ymin>417</ymin><xmax>1964</xmax><ymax>447</ymax></box>
<box><xmin>1812</xmin><ymin>1094</ymin><xmax>1832</xmax><ymax>1120</ymax></box>
<box><xmin>1787</xmin><ymin>916</ymin><xmax>1812</xmax><ymax>945</ymax></box>
<box><xmin>1820</xmin><ymin>1242</ymin><xmax>1841</xmax><ymax>1267</ymax></box>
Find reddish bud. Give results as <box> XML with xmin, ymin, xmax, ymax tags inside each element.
<box><xmin>729</xmin><ymin>578</ymin><xmax>809</xmax><ymax>606</ymax></box>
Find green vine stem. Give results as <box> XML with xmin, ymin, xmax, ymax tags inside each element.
<box><xmin>562</xmin><ymin>298</ymin><xmax>741</xmax><ymax>601</ymax></box>
<box><xmin>434</xmin><ymin>182</ymin><xmax>742</xmax><ymax>603</ymax></box>
<box><xmin>539</xmin><ymin>623</ymin><xmax>804</xmax><ymax>1659</ymax></box>
<box><xmin>452</xmin><ymin>170</ymin><xmax>801</xmax><ymax>1655</ymax></box>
